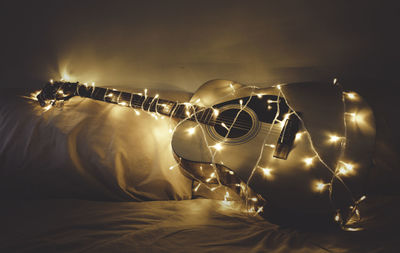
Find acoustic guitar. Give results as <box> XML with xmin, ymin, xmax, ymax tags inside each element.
<box><xmin>35</xmin><ymin>79</ymin><xmax>376</xmax><ymax>229</ymax></box>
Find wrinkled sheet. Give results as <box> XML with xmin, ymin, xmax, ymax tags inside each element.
<box><xmin>0</xmin><ymin>88</ymin><xmax>192</xmax><ymax>201</ymax></box>
<box><xmin>1</xmin><ymin>197</ymin><xmax>399</xmax><ymax>253</ymax></box>
<box><xmin>1</xmin><ymin>87</ymin><xmax>400</xmax><ymax>253</ymax></box>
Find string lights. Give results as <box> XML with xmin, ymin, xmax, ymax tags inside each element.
<box><xmin>29</xmin><ymin>77</ymin><xmax>374</xmax><ymax>231</ymax></box>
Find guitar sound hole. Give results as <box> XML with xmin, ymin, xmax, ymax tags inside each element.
<box><xmin>214</xmin><ymin>109</ymin><xmax>253</xmax><ymax>138</ymax></box>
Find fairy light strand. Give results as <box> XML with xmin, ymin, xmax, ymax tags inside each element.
<box><xmin>29</xmin><ymin>79</ymin><xmax>368</xmax><ymax>227</ymax></box>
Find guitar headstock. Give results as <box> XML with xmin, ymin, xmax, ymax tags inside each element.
<box><xmin>36</xmin><ymin>80</ymin><xmax>78</xmax><ymax>107</ymax></box>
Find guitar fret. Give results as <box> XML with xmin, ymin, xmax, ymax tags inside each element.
<box><xmin>63</xmin><ymin>84</ymin><xmax>213</xmax><ymax>126</ymax></box>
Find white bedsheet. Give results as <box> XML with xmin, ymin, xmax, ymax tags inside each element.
<box><xmin>1</xmin><ymin>197</ymin><xmax>399</xmax><ymax>253</ymax></box>
<box><xmin>1</xmin><ymin>87</ymin><xmax>400</xmax><ymax>253</ymax></box>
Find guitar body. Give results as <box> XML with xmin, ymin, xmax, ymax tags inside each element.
<box><xmin>172</xmin><ymin>79</ymin><xmax>376</xmax><ymax>216</ymax></box>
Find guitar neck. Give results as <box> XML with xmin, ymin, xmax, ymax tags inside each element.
<box><xmin>65</xmin><ymin>83</ymin><xmax>216</xmax><ymax>125</ymax></box>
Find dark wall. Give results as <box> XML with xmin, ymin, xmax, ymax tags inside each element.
<box><xmin>1</xmin><ymin>1</ymin><xmax>398</xmax><ymax>92</ymax></box>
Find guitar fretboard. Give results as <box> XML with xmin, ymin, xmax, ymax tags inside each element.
<box><xmin>64</xmin><ymin>83</ymin><xmax>217</xmax><ymax>125</ymax></box>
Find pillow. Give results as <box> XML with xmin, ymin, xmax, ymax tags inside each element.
<box><xmin>0</xmin><ymin>88</ymin><xmax>193</xmax><ymax>201</ymax></box>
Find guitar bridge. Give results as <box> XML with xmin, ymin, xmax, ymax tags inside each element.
<box><xmin>273</xmin><ymin>113</ymin><xmax>300</xmax><ymax>160</ymax></box>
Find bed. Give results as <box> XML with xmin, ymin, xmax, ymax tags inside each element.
<box><xmin>1</xmin><ymin>86</ymin><xmax>399</xmax><ymax>253</ymax></box>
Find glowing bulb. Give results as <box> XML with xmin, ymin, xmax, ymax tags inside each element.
<box><xmin>210</xmin><ymin>172</ymin><xmax>216</xmax><ymax>178</ymax></box>
<box><xmin>213</xmin><ymin>109</ymin><xmax>219</xmax><ymax>117</ymax></box>
<box><xmin>119</xmin><ymin>102</ymin><xmax>128</xmax><ymax>106</ymax></box>
<box><xmin>346</xmin><ymin>112</ymin><xmax>363</xmax><ymax>124</ymax></box>
<box><xmin>344</xmin><ymin>92</ymin><xmax>357</xmax><ymax>100</ymax></box>
<box><xmin>229</xmin><ymin>83</ymin><xmax>235</xmax><ymax>91</ymax></box>
<box><xmin>303</xmin><ymin>157</ymin><xmax>314</xmax><ymax>167</ymax></box>
<box><xmin>154</xmin><ymin>94</ymin><xmax>159</xmax><ymax>98</ymax></box>
<box><xmin>107</xmin><ymin>93</ymin><xmax>113</xmax><ymax>97</ymax></box>
<box><xmin>91</xmin><ymin>82</ymin><xmax>95</xmax><ymax>87</ymax></box>
<box><xmin>333</xmin><ymin>78</ymin><xmax>338</xmax><ymax>85</ymax></box>
<box><xmin>50</xmin><ymin>79</ymin><xmax>54</xmax><ymax>84</ymax></box>
<box><xmin>187</xmin><ymin>127</ymin><xmax>196</xmax><ymax>135</ymax></box>
<box><xmin>194</xmin><ymin>183</ymin><xmax>201</xmax><ymax>192</ymax></box>
<box><xmin>213</xmin><ymin>143</ymin><xmax>223</xmax><ymax>151</ymax></box>
<box><xmin>169</xmin><ymin>166</ymin><xmax>174</xmax><ymax>170</ymax></box>
<box><xmin>221</xmin><ymin>122</ymin><xmax>229</xmax><ymax>130</ymax></box>
<box><xmin>295</xmin><ymin>132</ymin><xmax>304</xmax><ymax>141</ymax></box>
<box><xmin>267</xmin><ymin>105</ymin><xmax>272</xmax><ymax>110</ymax></box>
<box><xmin>314</xmin><ymin>181</ymin><xmax>328</xmax><ymax>193</ymax></box>
<box><xmin>256</xmin><ymin>206</ymin><xmax>264</xmax><ymax>214</ymax></box>
<box><xmin>29</xmin><ymin>91</ymin><xmax>41</xmax><ymax>101</ymax></box>
<box><xmin>267</xmin><ymin>99</ymin><xmax>275</xmax><ymax>104</ymax></box>
<box><xmin>228</xmin><ymin>171</ymin><xmax>234</xmax><ymax>175</ymax></box>
<box><xmin>328</xmin><ymin>135</ymin><xmax>343</xmax><ymax>143</ymax></box>
<box><xmin>261</xmin><ymin>167</ymin><xmax>273</xmax><ymax>177</ymax></box>
<box><xmin>265</xmin><ymin>144</ymin><xmax>276</xmax><ymax>148</ymax></box>
<box><xmin>276</xmin><ymin>85</ymin><xmax>281</xmax><ymax>90</ymax></box>
<box><xmin>43</xmin><ymin>104</ymin><xmax>52</xmax><ymax>112</ymax></box>
<box><xmin>134</xmin><ymin>110</ymin><xmax>141</xmax><ymax>116</ymax></box>
<box><xmin>239</xmin><ymin>99</ymin><xmax>243</xmax><ymax>106</ymax></box>
<box><xmin>257</xmin><ymin>94</ymin><xmax>263</xmax><ymax>98</ymax></box>
<box><xmin>224</xmin><ymin>191</ymin><xmax>230</xmax><ymax>200</ymax></box>
<box><xmin>337</xmin><ymin>161</ymin><xmax>355</xmax><ymax>176</ymax></box>
<box><xmin>334</xmin><ymin>213</ymin><xmax>341</xmax><ymax>222</ymax></box>
<box><xmin>250</xmin><ymin>197</ymin><xmax>258</xmax><ymax>202</ymax></box>
<box><xmin>57</xmin><ymin>90</ymin><xmax>64</xmax><ymax>95</ymax></box>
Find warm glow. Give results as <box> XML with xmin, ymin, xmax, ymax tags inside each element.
<box><xmin>261</xmin><ymin>167</ymin><xmax>273</xmax><ymax>177</ymax></box>
<box><xmin>295</xmin><ymin>132</ymin><xmax>304</xmax><ymax>141</ymax></box>
<box><xmin>276</xmin><ymin>85</ymin><xmax>281</xmax><ymax>90</ymax></box>
<box><xmin>194</xmin><ymin>183</ymin><xmax>201</xmax><ymax>192</ymax></box>
<box><xmin>119</xmin><ymin>102</ymin><xmax>128</xmax><ymax>106</ymax></box>
<box><xmin>29</xmin><ymin>90</ymin><xmax>41</xmax><ymax>101</ymax></box>
<box><xmin>337</xmin><ymin>161</ymin><xmax>356</xmax><ymax>176</ymax></box>
<box><xmin>346</xmin><ymin>112</ymin><xmax>364</xmax><ymax>124</ymax></box>
<box><xmin>169</xmin><ymin>166</ymin><xmax>174</xmax><ymax>170</ymax></box>
<box><xmin>134</xmin><ymin>110</ymin><xmax>141</xmax><ymax>116</ymax></box>
<box><xmin>344</xmin><ymin>92</ymin><xmax>357</xmax><ymax>100</ymax></box>
<box><xmin>314</xmin><ymin>180</ymin><xmax>328</xmax><ymax>193</ymax></box>
<box><xmin>303</xmin><ymin>157</ymin><xmax>314</xmax><ymax>167</ymax></box>
<box><xmin>280</xmin><ymin>113</ymin><xmax>291</xmax><ymax>127</ymax></box>
<box><xmin>221</xmin><ymin>122</ymin><xmax>229</xmax><ymax>130</ymax></box>
<box><xmin>43</xmin><ymin>104</ymin><xmax>53</xmax><ymax>112</ymax></box>
<box><xmin>212</xmin><ymin>143</ymin><xmax>223</xmax><ymax>151</ymax></box>
<box><xmin>187</xmin><ymin>127</ymin><xmax>196</xmax><ymax>135</ymax></box>
<box><xmin>265</xmin><ymin>144</ymin><xmax>276</xmax><ymax>148</ymax></box>
<box><xmin>257</xmin><ymin>94</ymin><xmax>263</xmax><ymax>98</ymax></box>
<box><xmin>213</xmin><ymin>109</ymin><xmax>219</xmax><ymax>117</ymax></box>
<box><xmin>50</xmin><ymin>79</ymin><xmax>54</xmax><ymax>84</ymax></box>
<box><xmin>328</xmin><ymin>135</ymin><xmax>343</xmax><ymax>143</ymax></box>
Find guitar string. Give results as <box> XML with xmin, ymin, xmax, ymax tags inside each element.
<box><xmin>71</xmin><ymin>85</ymin><xmax>283</xmax><ymax>135</ymax></box>
<box><xmin>73</xmin><ymin>84</ymin><xmax>282</xmax><ymax>131</ymax></box>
